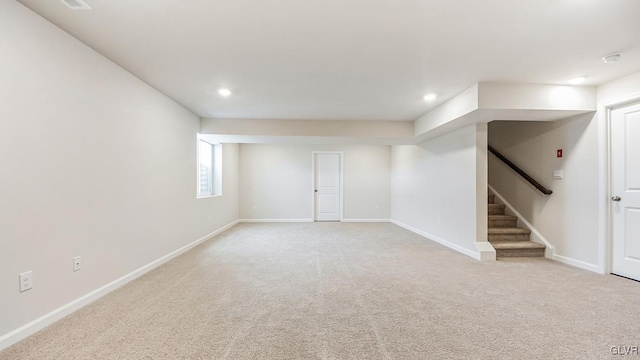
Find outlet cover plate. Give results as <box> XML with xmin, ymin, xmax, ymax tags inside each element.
<box><xmin>73</xmin><ymin>256</ymin><xmax>82</xmax><ymax>272</ymax></box>
<box><xmin>19</xmin><ymin>271</ymin><xmax>33</xmax><ymax>292</ymax></box>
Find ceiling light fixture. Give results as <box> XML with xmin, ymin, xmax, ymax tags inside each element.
<box><xmin>218</xmin><ymin>88</ymin><xmax>232</xmax><ymax>97</ymax></box>
<box><xmin>568</xmin><ymin>76</ymin><xmax>587</xmax><ymax>85</ymax></box>
<box><xmin>423</xmin><ymin>93</ymin><xmax>437</xmax><ymax>101</ymax></box>
<box><xmin>59</xmin><ymin>0</ymin><xmax>91</xmax><ymax>10</ymax></box>
<box><xmin>602</xmin><ymin>53</ymin><xmax>623</xmax><ymax>63</ymax></box>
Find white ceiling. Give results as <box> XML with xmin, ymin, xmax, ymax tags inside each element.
<box><xmin>18</xmin><ymin>0</ymin><xmax>640</xmax><ymax>121</ymax></box>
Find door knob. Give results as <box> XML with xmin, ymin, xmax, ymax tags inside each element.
<box><xmin>612</xmin><ymin>196</ymin><xmax>621</xmax><ymax>201</ymax></box>
<box><xmin>314</xmin><ymin>189</ymin><xmax>318</xmax><ymax>193</ymax></box>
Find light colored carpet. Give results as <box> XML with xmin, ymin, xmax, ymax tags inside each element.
<box><xmin>2</xmin><ymin>222</ymin><xmax>639</xmax><ymax>359</ymax></box>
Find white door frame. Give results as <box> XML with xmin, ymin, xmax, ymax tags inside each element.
<box><xmin>601</xmin><ymin>93</ymin><xmax>640</xmax><ymax>274</ymax></box>
<box><xmin>311</xmin><ymin>151</ymin><xmax>344</xmax><ymax>221</ymax></box>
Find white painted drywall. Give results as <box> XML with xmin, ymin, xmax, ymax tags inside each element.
<box><xmin>475</xmin><ymin>123</ymin><xmax>488</xmax><ymax>243</ymax></box>
<box><xmin>200</xmin><ymin>118</ymin><xmax>415</xmax><ymax>146</ymax></box>
<box><xmin>391</xmin><ymin>124</ymin><xmax>480</xmax><ymax>256</ymax></box>
<box><xmin>239</xmin><ymin>144</ymin><xmax>390</xmax><ymax>220</ymax></box>
<box><xmin>598</xmin><ymin>72</ymin><xmax>640</xmax><ymax>104</ymax></box>
<box><xmin>478</xmin><ymin>83</ymin><xmax>596</xmax><ymax>111</ymax></box>
<box><xmin>414</xmin><ymin>84</ymin><xmax>479</xmax><ymax>136</ymax></box>
<box><xmin>413</xmin><ymin>83</ymin><xmax>596</xmax><ymax>144</ymax></box>
<box><xmin>0</xmin><ymin>1</ymin><xmax>239</xmax><ymax>342</ymax></box>
<box><xmin>201</xmin><ymin>118</ymin><xmax>414</xmax><ymax>138</ymax></box>
<box><xmin>488</xmin><ymin>116</ymin><xmax>599</xmax><ymax>269</ymax></box>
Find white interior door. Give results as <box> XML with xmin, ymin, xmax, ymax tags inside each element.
<box><xmin>611</xmin><ymin>102</ymin><xmax>640</xmax><ymax>281</ymax></box>
<box><xmin>314</xmin><ymin>153</ymin><xmax>342</xmax><ymax>221</ymax></box>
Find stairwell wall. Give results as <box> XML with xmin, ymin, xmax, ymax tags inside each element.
<box><xmin>488</xmin><ymin>116</ymin><xmax>599</xmax><ymax>270</ymax></box>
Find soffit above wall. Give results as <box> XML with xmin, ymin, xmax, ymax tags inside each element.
<box><xmin>202</xmin><ymin>83</ymin><xmax>597</xmax><ymax>144</ymax></box>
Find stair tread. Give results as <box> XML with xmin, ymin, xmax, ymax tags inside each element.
<box><xmin>490</xmin><ymin>240</ymin><xmax>546</xmax><ymax>250</ymax></box>
<box><xmin>488</xmin><ymin>227</ymin><xmax>531</xmax><ymax>234</ymax></box>
<box><xmin>488</xmin><ymin>215</ymin><xmax>517</xmax><ymax>220</ymax></box>
<box><xmin>487</xmin><ymin>204</ymin><xmax>506</xmax><ymax>215</ymax></box>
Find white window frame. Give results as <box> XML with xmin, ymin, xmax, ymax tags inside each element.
<box><xmin>197</xmin><ymin>135</ymin><xmax>222</xmax><ymax>198</ymax></box>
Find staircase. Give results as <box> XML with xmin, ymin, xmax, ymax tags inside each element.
<box><xmin>488</xmin><ymin>191</ymin><xmax>545</xmax><ymax>258</ymax></box>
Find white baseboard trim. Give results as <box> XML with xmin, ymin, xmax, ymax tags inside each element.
<box><xmin>475</xmin><ymin>241</ymin><xmax>497</xmax><ymax>262</ymax></box>
<box><xmin>390</xmin><ymin>219</ymin><xmax>479</xmax><ymax>260</ymax></box>
<box><xmin>553</xmin><ymin>254</ymin><xmax>601</xmax><ymax>273</ymax></box>
<box><xmin>238</xmin><ymin>219</ymin><xmax>313</xmax><ymax>223</ymax></box>
<box><xmin>341</xmin><ymin>219</ymin><xmax>390</xmax><ymax>223</ymax></box>
<box><xmin>0</xmin><ymin>219</ymin><xmax>240</xmax><ymax>352</ymax></box>
<box><xmin>238</xmin><ymin>219</ymin><xmax>391</xmax><ymax>223</ymax></box>
<box><xmin>488</xmin><ymin>184</ymin><xmax>556</xmax><ymax>259</ymax></box>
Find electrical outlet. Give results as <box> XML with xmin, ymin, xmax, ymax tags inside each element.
<box><xmin>374</xmin><ymin>205</ymin><xmax>379</xmax><ymax>211</ymax></box>
<box><xmin>19</xmin><ymin>271</ymin><xmax>33</xmax><ymax>292</ymax></box>
<box><xmin>73</xmin><ymin>256</ymin><xmax>82</xmax><ymax>272</ymax></box>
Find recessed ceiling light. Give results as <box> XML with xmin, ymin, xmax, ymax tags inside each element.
<box><xmin>218</xmin><ymin>88</ymin><xmax>232</xmax><ymax>97</ymax></box>
<box><xmin>60</xmin><ymin>0</ymin><xmax>91</xmax><ymax>10</ymax></box>
<box><xmin>568</xmin><ymin>76</ymin><xmax>587</xmax><ymax>85</ymax></box>
<box><xmin>602</xmin><ymin>53</ymin><xmax>623</xmax><ymax>63</ymax></box>
<box><xmin>423</xmin><ymin>93</ymin><xmax>437</xmax><ymax>101</ymax></box>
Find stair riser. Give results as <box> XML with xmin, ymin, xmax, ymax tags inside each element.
<box><xmin>488</xmin><ymin>194</ymin><xmax>495</xmax><ymax>204</ymax></box>
<box><xmin>488</xmin><ymin>207</ymin><xmax>505</xmax><ymax>215</ymax></box>
<box><xmin>496</xmin><ymin>249</ymin><xmax>545</xmax><ymax>258</ymax></box>
<box><xmin>489</xmin><ymin>233</ymin><xmax>530</xmax><ymax>242</ymax></box>
<box><xmin>488</xmin><ymin>219</ymin><xmax>517</xmax><ymax>228</ymax></box>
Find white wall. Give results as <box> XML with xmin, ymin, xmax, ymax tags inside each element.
<box><xmin>391</xmin><ymin>124</ymin><xmax>482</xmax><ymax>257</ymax></box>
<box><xmin>598</xmin><ymin>72</ymin><xmax>640</xmax><ymax>104</ymax></box>
<box><xmin>0</xmin><ymin>1</ymin><xmax>239</xmax><ymax>344</ymax></box>
<box><xmin>239</xmin><ymin>144</ymin><xmax>390</xmax><ymax>221</ymax></box>
<box><xmin>488</xmin><ymin>116</ymin><xmax>599</xmax><ymax>270</ymax></box>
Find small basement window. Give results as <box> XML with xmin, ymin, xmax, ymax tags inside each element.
<box><xmin>197</xmin><ymin>136</ymin><xmax>222</xmax><ymax>197</ymax></box>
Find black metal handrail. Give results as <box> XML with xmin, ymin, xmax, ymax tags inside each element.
<box><xmin>488</xmin><ymin>145</ymin><xmax>553</xmax><ymax>195</ymax></box>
